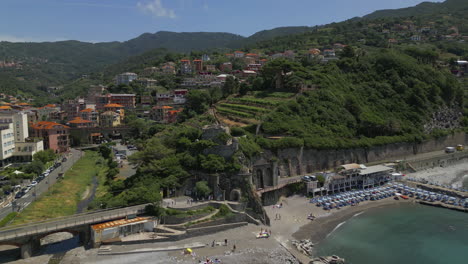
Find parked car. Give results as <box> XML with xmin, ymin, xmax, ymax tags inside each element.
<box><xmin>15</xmin><ymin>192</ymin><xmax>24</xmax><ymax>199</ymax></box>
<box><xmin>302</xmin><ymin>175</ymin><xmax>313</xmax><ymax>182</ymax></box>
<box><xmin>445</xmin><ymin>147</ymin><xmax>455</xmax><ymax>153</ymax></box>
<box><xmin>30</xmin><ymin>181</ymin><xmax>38</xmax><ymax>186</ymax></box>
<box><xmin>62</xmin><ymin>157</ymin><xmax>68</xmax><ymax>162</ymax></box>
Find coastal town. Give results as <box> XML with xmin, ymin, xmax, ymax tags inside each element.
<box><xmin>1</xmin><ymin>0</ymin><xmax>468</xmax><ymax>264</ymax></box>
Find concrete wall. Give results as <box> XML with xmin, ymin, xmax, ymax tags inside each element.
<box><xmin>261</xmin><ymin>132</ymin><xmax>468</xmax><ymax>177</ymax></box>
<box><xmin>162</xmin><ymin>212</ymin><xmax>213</xmax><ymax>225</ymax></box>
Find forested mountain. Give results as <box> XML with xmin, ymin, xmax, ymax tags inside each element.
<box><xmin>362</xmin><ymin>0</ymin><xmax>468</xmax><ymax>20</ymax></box>
<box><xmin>0</xmin><ymin>27</ymin><xmax>316</xmax><ymax>98</ymax></box>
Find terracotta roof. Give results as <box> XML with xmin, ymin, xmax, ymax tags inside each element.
<box><xmin>80</xmin><ymin>108</ymin><xmax>94</xmax><ymax>113</ymax></box>
<box><xmin>0</xmin><ymin>106</ymin><xmax>12</xmax><ymax>110</ymax></box>
<box><xmin>309</xmin><ymin>48</ymin><xmax>321</xmax><ymax>55</ymax></box>
<box><xmin>44</xmin><ymin>104</ymin><xmax>56</xmax><ymax>108</ymax></box>
<box><xmin>17</xmin><ymin>102</ymin><xmax>31</xmax><ymax>106</ymax></box>
<box><xmin>104</xmin><ymin>103</ymin><xmax>124</xmax><ymax>108</ymax></box>
<box><xmin>91</xmin><ymin>217</ymin><xmax>151</xmax><ymax>231</ymax></box>
<box><xmin>246</xmin><ymin>53</ymin><xmax>258</xmax><ymax>56</ymax></box>
<box><xmin>234</xmin><ymin>51</ymin><xmax>244</xmax><ymax>53</ymax></box>
<box><xmin>68</xmin><ymin>117</ymin><xmax>92</xmax><ymax>124</ymax></box>
<box><xmin>193</xmin><ymin>59</ymin><xmax>202</xmax><ymax>62</ymax></box>
<box><xmin>31</xmin><ymin>121</ymin><xmax>70</xmax><ymax>130</ymax></box>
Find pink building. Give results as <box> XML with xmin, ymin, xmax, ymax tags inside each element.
<box><xmin>30</xmin><ymin>121</ymin><xmax>70</xmax><ymax>153</ymax></box>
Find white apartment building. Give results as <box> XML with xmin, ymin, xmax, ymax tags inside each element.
<box><xmin>115</xmin><ymin>72</ymin><xmax>138</xmax><ymax>85</ymax></box>
<box><xmin>0</xmin><ymin>111</ymin><xmax>44</xmax><ymax>166</ymax></box>
<box><xmin>0</xmin><ymin>123</ymin><xmax>15</xmax><ymax>164</ymax></box>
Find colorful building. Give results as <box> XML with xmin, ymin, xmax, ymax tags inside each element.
<box><xmin>80</xmin><ymin>108</ymin><xmax>99</xmax><ymax>125</ymax></box>
<box><xmin>193</xmin><ymin>59</ymin><xmax>203</xmax><ymax>72</ymax></box>
<box><xmin>180</xmin><ymin>59</ymin><xmax>192</xmax><ymax>74</ymax></box>
<box><xmin>30</xmin><ymin>121</ymin><xmax>69</xmax><ymax>153</ymax></box>
<box><xmin>115</xmin><ymin>72</ymin><xmax>138</xmax><ymax>85</ymax></box>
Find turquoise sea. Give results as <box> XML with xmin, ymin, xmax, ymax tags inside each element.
<box><xmin>315</xmin><ymin>204</ymin><xmax>468</xmax><ymax>264</ymax></box>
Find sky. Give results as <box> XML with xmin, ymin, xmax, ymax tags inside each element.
<box><xmin>0</xmin><ymin>0</ymin><xmax>443</xmax><ymax>43</ymax></box>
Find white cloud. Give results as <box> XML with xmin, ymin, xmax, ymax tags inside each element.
<box><xmin>137</xmin><ymin>0</ymin><xmax>176</xmax><ymax>19</ymax></box>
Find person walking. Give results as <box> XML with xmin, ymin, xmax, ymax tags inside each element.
<box><xmin>224</xmin><ymin>239</ymin><xmax>228</xmax><ymax>246</ymax></box>
<box><xmin>232</xmin><ymin>244</ymin><xmax>236</xmax><ymax>252</ymax></box>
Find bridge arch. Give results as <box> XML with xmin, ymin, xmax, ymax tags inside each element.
<box><xmin>38</xmin><ymin>229</ymin><xmax>80</xmax><ymax>241</ymax></box>
<box><xmin>0</xmin><ymin>241</ymin><xmax>22</xmax><ymax>247</ymax></box>
<box><xmin>230</xmin><ymin>189</ymin><xmax>241</xmax><ymax>201</ymax></box>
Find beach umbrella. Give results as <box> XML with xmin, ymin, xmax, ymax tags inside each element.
<box><xmin>186</xmin><ymin>248</ymin><xmax>192</xmax><ymax>253</ymax></box>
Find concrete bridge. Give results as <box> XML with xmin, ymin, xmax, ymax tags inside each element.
<box><xmin>0</xmin><ymin>204</ymin><xmax>148</xmax><ymax>258</ymax></box>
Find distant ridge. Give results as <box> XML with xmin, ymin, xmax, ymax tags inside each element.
<box><xmin>362</xmin><ymin>0</ymin><xmax>468</xmax><ymax>20</ymax></box>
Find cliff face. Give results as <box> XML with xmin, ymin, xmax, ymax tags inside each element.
<box><xmin>257</xmin><ymin>132</ymin><xmax>467</xmax><ymax>177</ymax></box>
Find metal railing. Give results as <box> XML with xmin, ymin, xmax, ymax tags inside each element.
<box><xmin>0</xmin><ymin>204</ymin><xmax>148</xmax><ymax>242</ymax></box>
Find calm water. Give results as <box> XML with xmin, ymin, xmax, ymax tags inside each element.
<box><xmin>315</xmin><ymin>204</ymin><xmax>468</xmax><ymax>264</ymax></box>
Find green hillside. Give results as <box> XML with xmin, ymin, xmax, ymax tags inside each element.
<box><xmin>0</xmin><ymin>27</ymin><xmax>319</xmax><ymax>98</ymax></box>
<box><xmin>362</xmin><ymin>0</ymin><xmax>468</xmax><ymax>20</ymax></box>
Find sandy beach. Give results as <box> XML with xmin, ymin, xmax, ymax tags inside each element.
<box><xmin>0</xmin><ymin>194</ymin><xmax>414</xmax><ymax>264</ymax></box>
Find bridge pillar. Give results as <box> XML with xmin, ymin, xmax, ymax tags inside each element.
<box><xmin>79</xmin><ymin>228</ymin><xmax>91</xmax><ymax>247</ymax></box>
<box><xmin>20</xmin><ymin>239</ymin><xmax>40</xmax><ymax>259</ymax></box>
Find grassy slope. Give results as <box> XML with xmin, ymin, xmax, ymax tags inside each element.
<box><xmin>11</xmin><ymin>151</ymin><xmax>105</xmax><ymax>225</ymax></box>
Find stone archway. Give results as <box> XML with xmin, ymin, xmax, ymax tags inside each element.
<box><xmin>230</xmin><ymin>189</ymin><xmax>241</xmax><ymax>201</ymax></box>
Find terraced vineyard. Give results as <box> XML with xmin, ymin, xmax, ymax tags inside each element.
<box><xmin>215</xmin><ymin>92</ymin><xmax>295</xmax><ymax>127</ymax></box>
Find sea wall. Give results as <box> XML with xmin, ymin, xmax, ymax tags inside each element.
<box><xmin>262</xmin><ymin>132</ymin><xmax>468</xmax><ymax>177</ymax></box>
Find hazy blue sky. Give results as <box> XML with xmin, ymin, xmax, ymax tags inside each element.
<box><xmin>0</xmin><ymin>0</ymin><xmax>442</xmax><ymax>43</ymax></box>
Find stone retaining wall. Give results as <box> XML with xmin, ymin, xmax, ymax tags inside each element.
<box><xmin>261</xmin><ymin>132</ymin><xmax>468</xmax><ymax>177</ymax></box>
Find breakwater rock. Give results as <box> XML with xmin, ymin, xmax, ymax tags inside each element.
<box><xmin>292</xmin><ymin>239</ymin><xmax>314</xmax><ymax>256</ymax></box>
<box><xmin>310</xmin><ymin>255</ymin><xmax>345</xmax><ymax>264</ymax></box>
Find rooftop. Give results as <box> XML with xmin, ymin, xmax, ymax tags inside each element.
<box><xmin>359</xmin><ymin>165</ymin><xmax>393</xmax><ymax>175</ymax></box>
<box><xmin>68</xmin><ymin>117</ymin><xmax>92</xmax><ymax>124</ymax></box>
<box><xmin>80</xmin><ymin>108</ymin><xmax>95</xmax><ymax>113</ymax></box>
<box><xmin>91</xmin><ymin>217</ymin><xmax>151</xmax><ymax>231</ymax></box>
<box><xmin>339</xmin><ymin>163</ymin><xmax>361</xmax><ymax>171</ymax></box>
<box><xmin>31</xmin><ymin>121</ymin><xmax>70</xmax><ymax>130</ymax></box>
<box><xmin>104</xmin><ymin>103</ymin><xmax>124</xmax><ymax>108</ymax></box>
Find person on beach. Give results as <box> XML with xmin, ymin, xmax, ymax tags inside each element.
<box><xmin>212</xmin><ymin>240</ymin><xmax>216</xmax><ymax>247</ymax></box>
<box><xmin>224</xmin><ymin>239</ymin><xmax>228</xmax><ymax>246</ymax></box>
<box><xmin>232</xmin><ymin>244</ymin><xmax>236</xmax><ymax>252</ymax></box>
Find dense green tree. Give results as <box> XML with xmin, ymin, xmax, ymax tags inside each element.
<box><xmin>23</xmin><ymin>160</ymin><xmax>45</xmax><ymax>176</ymax></box>
<box><xmin>195</xmin><ymin>181</ymin><xmax>212</xmax><ymax>197</ymax></box>
<box><xmin>33</xmin><ymin>149</ymin><xmax>57</xmax><ymax>164</ymax></box>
